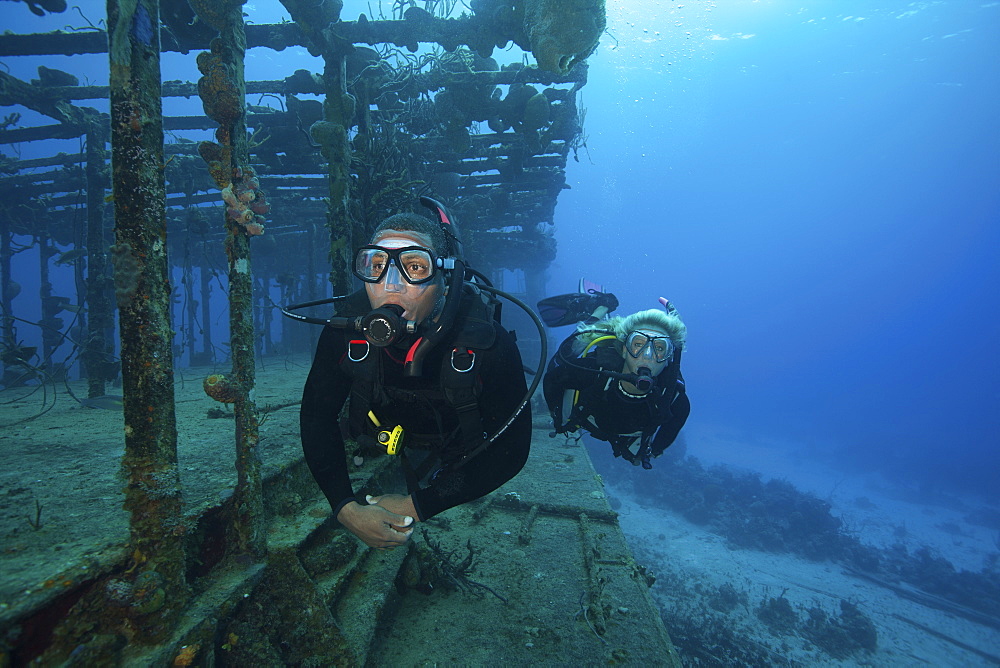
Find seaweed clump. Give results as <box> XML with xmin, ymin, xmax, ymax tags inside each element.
<box><xmin>399</xmin><ymin>530</ymin><xmax>507</xmax><ymax>603</ymax></box>
<box><xmin>628</xmin><ymin>454</ymin><xmax>1000</xmax><ymax>626</ymax></box>
<box><xmin>757</xmin><ymin>594</ymin><xmax>878</xmax><ymax>659</ymax></box>
<box><xmin>650</xmin><ymin>570</ymin><xmax>787</xmax><ymax>666</ymax></box>
<box><xmin>635</xmin><ymin>457</ymin><xmax>849</xmax><ymax>561</ymax></box>
<box><xmin>802</xmin><ymin>600</ymin><xmax>878</xmax><ymax>659</ymax></box>
<box><xmin>706</xmin><ymin>582</ymin><xmax>747</xmax><ymax>614</ymax></box>
<box><xmin>756</xmin><ymin>593</ymin><xmax>798</xmax><ymax>636</ymax></box>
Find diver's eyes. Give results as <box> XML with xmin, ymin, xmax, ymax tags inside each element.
<box><xmin>653</xmin><ymin>340</ymin><xmax>668</xmax><ymax>356</ymax></box>
<box><xmin>629</xmin><ymin>336</ymin><xmax>647</xmax><ymax>354</ymax></box>
<box><xmin>399</xmin><ymin>251</ymin><xmax>431</xmax><ymax>279</ymax></box>
<box><xmin>369</xmin><ymin>252</ymin><xmax>389</xmax><ymax>275</ymax></box>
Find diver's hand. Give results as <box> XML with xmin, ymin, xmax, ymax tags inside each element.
<box><xmin>336</xmin><ymin>500</ymin><xmax>414</xmax><ymax>549</ymax></box>
<box><xmin>365</xmin><ymin>493</ymin><xmax>420</xmax><ymax>522</ymax></box>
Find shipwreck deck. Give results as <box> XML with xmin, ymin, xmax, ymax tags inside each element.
<box><xmin>0</xmin><ymin>358</ymin><xmax>679</xmax><ymax>666</ymax></box>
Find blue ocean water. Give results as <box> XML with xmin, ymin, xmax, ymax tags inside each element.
<box><xmin>2</xmin><ymin>0</ymin><xmax>995</xmax><ymax>497</ymax></box>
<box><xmin>0</xmin><ymin>1</ymin><xmax>997</xmax><ymax>663</ymax></box>
<box><xmin>550</xmin><ymin>0</ymin><xmax>1000</xmax><ymax>499</ymax></box>
<box><xmin>1</xmin><ymin>1</ymin><xmax>995</xmax><ymax>497</ymax></box>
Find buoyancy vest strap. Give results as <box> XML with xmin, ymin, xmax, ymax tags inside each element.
<box><xmin>342</xmin><ymin>338</ymin><xmax>488</xmax><ymax>477</ymax></box>
<box><xmin>441</xmin><ymin>346</ymin><xmax>486</xmax><ymax>457</ymax></box>
<box><xmin>659</xmin><ymin>349</ymin><xmax>683</xmax><ymax>411</ymax></box>
<box><xmin>345</xmin><ymin>338</ymin><xmax>381</xmax><ymax>439</ymax></box>
<box><xmin>340</xmin><ymin>286</ymin><xmax>506</xmax><ymax>478</ymax></box>
<box><xmin>570</xmin><ymin>334</ymin><xmax>618</xmax><ymax>411</ymax></box>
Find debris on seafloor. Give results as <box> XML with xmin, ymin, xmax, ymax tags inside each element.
<box><xmin>399</xmin><ymin>529</ymin><xmax>508</xmax><ymax>604</ymax></box>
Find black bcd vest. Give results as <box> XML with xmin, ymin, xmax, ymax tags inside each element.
<box><xmin>338</xmin><ymin>286</ymin><xmax>508</xmax><ymax>483</ymax></box>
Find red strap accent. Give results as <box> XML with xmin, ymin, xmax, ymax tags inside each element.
<box><xmin>436</xmin><ymin>206</ymin><xmax>451</xmax><ymax>226</ymax></box>
<box><xmin>405</xmin><ymin>338</ymin><xmax>423</xmax><ymax>364</ymax></box>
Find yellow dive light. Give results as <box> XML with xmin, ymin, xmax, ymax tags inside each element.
<box><xmin>367</xmin><ymin>411</ymin><xmax>404</xmax><ymax>455</ymax></box>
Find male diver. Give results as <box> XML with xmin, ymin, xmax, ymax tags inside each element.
<box><xmin>540</xmin><ymin>281</ymin><xmax>690</xmax><ymax>469</ymax></box>
<box><xmin>292</xmin><ymin>199</ymin><xmax>538</xmax><ymax>548</ymax></box>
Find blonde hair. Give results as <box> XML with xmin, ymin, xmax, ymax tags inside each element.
<box><xmin>571</xmin><ymin>308</ymin><xmax>687</xmax><ymax>355</ymax></box>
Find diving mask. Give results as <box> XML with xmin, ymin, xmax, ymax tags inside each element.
<box><xmin>353</xmin><ymin>245</ymin><xmax>439</xmax><ymax>285</ymax></box>
<box><xmin>624</xmin><ymin>330</ymin><xmax>674</xmax><ymax>365</ymax></box>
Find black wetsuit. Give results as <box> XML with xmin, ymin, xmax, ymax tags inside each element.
<box><xmin>300</xmin><ymin>301</ymin><xmax>531</xmax><ymax>521</ymax></box>
<box><xmin>543</xmin><ymin>334</ymin><xmax>690</xmax><ymax>462</ymax></box>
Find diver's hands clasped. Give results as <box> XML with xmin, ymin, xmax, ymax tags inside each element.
<box><xmin>336</xmin><ymin>495</ymin><xmax>418</xmax><ymax>549</ymax></box>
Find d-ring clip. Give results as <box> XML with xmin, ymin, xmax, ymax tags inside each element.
<box><xmin>348</xmin><ymin>339</ymin><xmax>370</xmax><ymax>362</ymax></box>
<box><xmin>450</xmin><ymin>347</ymin><xmax>476</xmax><ymax>373</ymax></box>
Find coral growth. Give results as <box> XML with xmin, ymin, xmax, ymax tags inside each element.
<box><xmin>221</xmin><ymin>166</ymin><xmax>268</xmax><ymax>236</ymax></box>
<box><xmin>802</xmin><ymin>600</ymin><xmax>878</xmax><ymax>658</ymax></box>
<box><xmin>707</xmin><ymin>582</ymin><xmax>746</xmax><ymax>613</ymax></box>
<box><xmin>400</xmin><ymin>530</ymin><xmax>507</xmax><ymax>603</ymax></box>
<box><xmin>300</xmin><ymin>530</ymin><xmax>358</xmax><ymax>578</ymax></box>
<box><xmin>189</xmin><ymin>0</ymin><xmax>238</xmax><ymax>30</ymax></box>
<box><xmin>203</xmin><ymin>373</ymin><xmax>241</xmax><ymax>403</ymax></box>
<box><xmin>522</xmin><ymin>0</ymin><xmax>606</xmax><ymax>74</ymax></box>
<box><xmin>131</xmin><ymin>571</ymin><xmax>167</xmax><ymax>614</ymax></box>
<box><xmin>172</xmin><ymin>642</ymin><xmax>200</xmax><ymax>667</ymax></box>
<box><xmin>197</xmin><ymin>47</ymin><xmax>243</xmax><ymax>128</ymax></box>
<box><xmin>756</xmin><ymin>594</ymin><xmax>797</xmax><ymax>635</ymax></box>
<box><xmin>197</xmin><ymin>140</ymin><xmax>232</xmax><ymax>189</ymax></box>
<box><xmin>110</xmin><ymin>242</ymin><xmax>140</xmax><ymax>307</ymax></box>
<box><xmin>104</xmin><ymin>570</ymin><xmax>166</xmax><ymax>616</ymax></box>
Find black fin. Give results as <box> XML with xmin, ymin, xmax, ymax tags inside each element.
<box><xmin>537</xmin><ymin>292</ymin><xmax>618</xmax><ymax>327</ymax></box>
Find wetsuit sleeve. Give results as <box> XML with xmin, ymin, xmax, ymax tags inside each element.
<box><xmin>651</xmin><ymin>382</ymin><xmax>690</xmax><ymax>456</ymax></box>
<box><xmin>542</xmin><ymin>334</ymin><xmax>601</xmax><ymax>429</ymax></box>
<box><xmin>300</xmin><ymin>326</ymin><xmax>356</xmax><ymax>516</ymax></box>
<box><xmin>413</xmin><ymin>325</ymin><xmax>532</xmax><ymax>520</ymax></box>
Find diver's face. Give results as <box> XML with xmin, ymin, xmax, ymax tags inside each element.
<box><xmin>622</xmin><ymin>327</ymin><xmax>672</xmax><ymax>377</ymax></box>
<box><xmin>365</xmin><ymin>230</ymin><xmax>443</xmax><ymax>324</ymax></box>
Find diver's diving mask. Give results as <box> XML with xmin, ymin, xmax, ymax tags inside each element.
<box><xmin>624</xmin><ymin>330</ymin><xmax>674</xmax><ymax>365</ymax></box>
<box><xmin>353</xmin><ymin>245</ymin><xmax>440</xmax><ymax>285</ymax></box>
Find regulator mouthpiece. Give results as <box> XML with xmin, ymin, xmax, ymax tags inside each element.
<box><xmin>360</xmin><ymin>304</ymin><xmax>413</xmax><ymax>347</ymax></box>
<box><xmin>632</xmin><ymin>368</ymin><xmax>654</xmax><ymax>394</ymax></box>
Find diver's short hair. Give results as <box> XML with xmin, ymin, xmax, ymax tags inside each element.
<box><xmin>573</xmin><ymin>307</ymin><xmax>687</xmax><ymax>354</ymax></box>
<box><xmin>616</xmin><ymin>309</ymin><xmax>686</xmax><ymax>351</ymax></box>
<box><xmin>371</xmin><ymin>213</ymin><xmax>446</xmax><ymax>255</ymax></box>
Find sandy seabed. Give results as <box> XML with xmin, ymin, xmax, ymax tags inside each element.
<box><xmin>0</xmin><ymin>356</ymin><xmax>311</xmax><ymax>608</ymax></box>
<box><xmin>609</xmin><ymin>424</ymin><xmax>1000</xmax><ymax>667</ymax></box>
<box><xmin>3</xmin><ymin>368</ymin><xmax>998</xmax><ymax>666</ymax></box>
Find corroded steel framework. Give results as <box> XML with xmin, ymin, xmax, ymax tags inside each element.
<box><xmin>0</xmin><ymin>0</ymin><xmax>599</xmax><ymax>385</ymax></box>
<box><xmin>0</xmin><ymin>2</ymin><xmax>645</xmax><ymax>666</ymax></box>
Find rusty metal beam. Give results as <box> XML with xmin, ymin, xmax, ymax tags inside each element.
<box><xmin>106</xmin><ymin>0</ymin><xmax>189</xmax><ymax>644</ymax></box>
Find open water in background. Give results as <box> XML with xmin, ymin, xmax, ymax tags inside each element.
<box><xmin>1</xmin><ymin>1</ymin><xmax>996</xmax><ymax>499</ymax></box>
<box><xmin>552</xmin><ymin>0</ymin><xmax>1000</xmax><ymax>501</ymax></box>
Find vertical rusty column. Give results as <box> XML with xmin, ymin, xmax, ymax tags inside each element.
<box><xmin>37</xmin><ymin>232</ymin><xmax>60</xmax><ymax>374</ymax></box>
<box><xmin>83</xmin><ymin>120</ymin><xmax>114</xmax><ymax>398</ymax></box>
<box><xmin>0</xmin><ymin>218</ymin><xmax>16</xmax><ymax>386</ymax></box>
<box><xmin>192</xmin><ymin>0</ymin><xmax>266</xmax><ymax>559</ymax></box>
<box><xmin>280</xmin><ymin>0</ymin><xmax>354</xmax><ymax>292</ymax></box>
<box><xmin>199</xmin><ymin>261</ymin><xmax>212</xmax><ymax>364</ymax></box>
<box><xmin>107</xmin><ymin>0</ymin><xmax>189</xmax><ymax>638</ymax></box>
<box><xmin>183</xmin><ymin>209</ymin><xmax>198</xmax><ymax>365</ymax></box>
<box><xmin>220</xmin><ymin>16</ymin><xmax>266</xmax><ymax>562</ymax></box>
<box><xmin>306</xmin><ymin>222</ymin><xmax>320</xmax><ymax>351</ymax></box>
<box><xmin>258</xmin><ymin>270</ymin><xmax>272</xmax><ymax>356</ymax></box>
<box><xmin>316</xmin><ymin>52</ymin><xmax>356</xmax><ymax>295</ymax></box>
